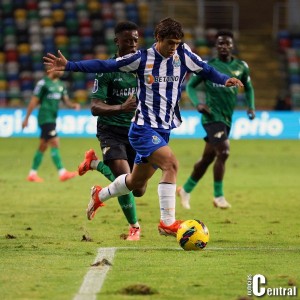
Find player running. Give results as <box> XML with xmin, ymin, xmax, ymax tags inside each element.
<box><xmin>22</xmin><ymin>68</ymin><xmax>80</xmax><ymax>182</ymax></box>
<box><xmin>44</xmin><ymin>18</ymin><xmax>243</xmax><ymax>237</ymax></box>
<box><xmin>177</xmin><ymin>30</ymin><xmax>255</xmax><ymax>209</ymax></box>
<box><xmin>78</xmin><ymin>21</ymin><xmax>142</xmax><ymax>241</ymax></box>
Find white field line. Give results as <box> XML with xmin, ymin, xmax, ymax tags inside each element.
<box><xmin>73</xmin><ymin>247</ymin><xmax>116</xmax><ymax>300</ymax></box>
<box><xmin>105</xmin><ymin>246</ymin><xmax>300</xmax><ymax>251</ymax></box>
<box><xmin>73</xmin><ymin>246</ymin><xmax>300</xmax><ymax>299</ymax></box>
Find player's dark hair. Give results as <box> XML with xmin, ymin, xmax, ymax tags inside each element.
<box><xmin>115</xmin><ymin>21</ymin><xmax>138</xmax><ymax>35</ymax></box>
<box><xmin>216</xmin><ymin>30</ymin><xmax>234</xmax><ymax>39</ymax></box>
<box><xmin>154</xmin><ymin>17</ymin><xmax>184</xmax><ymax>40</ymax></box>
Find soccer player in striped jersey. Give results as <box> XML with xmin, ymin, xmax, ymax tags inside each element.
<box><xmin>177</xmin><ymin>30</ymin><xmax>255</xmax><ymax>210</ymax></box>
<box><xmin>44</xmin><ymin>18</ymin><xmax>243</xmax><ymax>237</ymax></box>
<box><xmin>77</xmin><ymin>21</ymin><xmax>142</xmax><ymax>241</ymax></box>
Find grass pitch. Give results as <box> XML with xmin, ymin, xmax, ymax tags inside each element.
<box><xmin>0</xmin><ymin>138</ymin><xmax>299</xmax><ymax>300</ymax></box>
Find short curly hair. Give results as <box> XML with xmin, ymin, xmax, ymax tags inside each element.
<box><xmin>115</xmin><ymin>21</ymin><xmax>138</xmax><ymax>35</ymax></box>
<box><xmin>154</xmin><ymin>17</ymin><xmax>184</xmax><ymax>41</ymax></box>
<box><xmin>216</xmin><ymin>30</ymin><xmax>234</xmax><ymax>39</ymax></box>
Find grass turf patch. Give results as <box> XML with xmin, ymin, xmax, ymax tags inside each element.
<box><xmin>0</xmin><ymin>138</ymin><xmax>299</xmax><ymax>299</ymax></box>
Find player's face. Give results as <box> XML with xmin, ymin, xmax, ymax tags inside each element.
<box><xmin>115</xmin><ymin>30</ymin><xmax>139</xmax><ymax>57</ymax></box>
<box><xmin>46</xmin><ymin>66</ymin><xmax>63</xmax><ymax>79</ymax></box>
<box><xmin>216</xmin><ymin>36</ymin><xmax>233</xmax><ymax>58</ymax></box>
<box><xmin>52</xmin><ymin>70</ymin><xmax>64</xmax><ymax>78</ymax></box>
<box><xmin>156</xmin><ymin>37</ymin><xmax>181</xmax><ymax>58</ymax></box>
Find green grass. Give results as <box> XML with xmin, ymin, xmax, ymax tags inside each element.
<box><xmin>0</xmin><ymin>138</ymin><xmax>299</xmax><ymax>300</ymax></box>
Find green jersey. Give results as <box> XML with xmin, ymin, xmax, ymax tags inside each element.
<box><xmin>186</xmin><ymin>57</ymin><xmax>255</xmax><ymax>127</ymax></box>
<box><xmin>34</xmin><ymin>76</ymin><xmax>68</xmax><ymax>126</ymax></box>
<box><xmin>91</xmin><ymin>59</ymin><xmax>138</xmax><ymax>127</ymax></box>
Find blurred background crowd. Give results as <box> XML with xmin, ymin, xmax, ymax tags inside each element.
<box><xmin>0</xmin><ymin>0</ymin><xmax>299</xmax><ymax>110</ymax></box>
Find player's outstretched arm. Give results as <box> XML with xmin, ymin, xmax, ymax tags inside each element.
<box><xmin>43</xmin><ymin>50</ymin><xmax>68</xmax><ymax>73</ymax></box>
<box><xmin>22</xmin><ymin>96</ymin><xmax>40</xmax><ymax>129</ymax></box>
<box><xmin>44</xmin><ymin>51</ymin><xmax>122</xmax><ymax>74</ymax></box>
<box><xmin>225</xmin><ymin>78</ymin><xmax>244</xmax><ymax>87</ymax></box>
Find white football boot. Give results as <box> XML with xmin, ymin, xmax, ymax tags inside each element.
<box><xmin>176</xmin><ymin>186</ymin><xmax>191</xmax><ymax>209</ymax></box>
<box><xmin>213</xmin><ymin>196</ymin><xmax>231</xmax><ymax>209</ymax></box>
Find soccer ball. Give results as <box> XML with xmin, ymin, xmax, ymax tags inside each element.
<box><xmin>177</xmin><ymin>219</ymin><xmax>209</xmax><ymax>251</ymax></box>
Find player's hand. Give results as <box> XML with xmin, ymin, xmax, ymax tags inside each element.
<box><xmin>121</xmin><ymin>94</ymin><xmax>137</xmax><ymax>112</ymax></box>
<box><xmin>74</xmin><ymin>103</ymin><xmax>81</xmax><ymax>111</ymax></box>
<box><xmin>196</xmin><ymin>104</ymin><xmax>211</xmax><ymax>115</ymax></box>
<box><xmin>43</xmin><ymin>50</ymin><xmax>68</xmax><ymax>73</ymax></box>
<box><xmin>225</xmin><ymin>78</ymin><xmax>244</xmax><ymax>87</ymax></box>
<box><xmin>247</xmin><ymin>109</ymin><xmax>255</xmax><ymax>120</ymax></box>
<box><xmin>22</xmin><ymin>119</ymin><xmax>28</xmax><ymax>130</ymax></box>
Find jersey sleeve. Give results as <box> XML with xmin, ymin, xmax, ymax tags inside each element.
<box><xmin>186</xmin><ymin>74</ymin><xmax>204</xmax><ymax>107</ymax></box>
<box><xmin>33</xmin><ymin>79</ymin><xmax>45</xmax><ymax>99</ymax></box>
<box><xmin>115</xmin><ymin>52</ymin><xmax>141</xmax><ymax>72</ymax></box>
<box><xmin>181</xmin><ymin>43</ymin><xmax>230</xmax><ymax>85</ymax></box>
<box><xmin>66</xmin><ymin>52</ymin><xmax>142</xmax><ymax>73</ymax></box>
<box><xmin>240</xmin><ymin>61</ymin><xmax>255</xmax><ymax>110</ymax></box>
<box><xmin>32</xmin><ymin>79</ymin><xmax>47</xmax><ymax>103</ymax></box>
<box><xmin>91</xmin><ymin>73</ymin><xmax>110</xmax><ymax>100</ymax></box>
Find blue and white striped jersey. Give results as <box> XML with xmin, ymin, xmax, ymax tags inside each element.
<box><xmin>66</xmin><ymin>43</ymin><xmax>230</xmax><ymax>131</ymax></box>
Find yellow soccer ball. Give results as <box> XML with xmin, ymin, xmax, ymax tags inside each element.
<box><xmin>177</xmin><ymin>219</ymin><xmax>209</xmax><ymax>251</ymax></box>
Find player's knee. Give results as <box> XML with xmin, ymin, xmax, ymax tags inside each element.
<box><xmin>161</xmin><ymin>159</ymin><xmax>178</xmax><ymax>175</ymax></box>
<box><xmin>218</xmin><ymin>149</ymin><xmax>230</xmax><ymax>161</ymax></box>
<box><xmin>39</xmin><ymin>144</ymin><xmax>48</xmax><ymax>152</ymax></box>
<box><xmin>128</xmin><ymin>177</ymin><xmax>147</xmax><ymax>191</ymax></box>
<box><xmin>133</xmin><ymin>186</ymin><xmax>146</xmax><ymax>197</ymax></box>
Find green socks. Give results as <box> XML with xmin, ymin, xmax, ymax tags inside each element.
<box><xmin>118</xmin><ymin>193</ymin><xmax>138</xmax><ymax>225</ymax></box>
<box><xmin>183</xmin><ymin>177</ymin><xmax>198</xmax><ymax>193</ymax></box>
<box><xmin>51</xmin><ymin>148</ymin><xmax>64</xmax><ymax>170</ymax></box>
<box><xmin>31</xmin><ymin>150</ymin><xmax>44</xmax><ymax>170</ymax></box>
<box><xmin>96</xmin><ymin>161</ymin><xmax>138</xmax><ymax>225</ymax></box>
<box><xmin>96</xmin><ymin>161</ymin><xmax>115</xmax><ymax>182</ymax></box>
<box><xmin>183</xmin><ymin>177</ymin><xmax>224</xmax><ymax>197</ymax></box>
<box><xmin>214</xmin><ymin>181</ymin><xmax>224</xmax><ymax>197</ymax></box>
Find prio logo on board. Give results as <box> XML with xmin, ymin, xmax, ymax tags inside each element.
<box><xmin>232</xmin><ymin>112</ymin><xmax>284</xmax><ymax>139</ymax></box>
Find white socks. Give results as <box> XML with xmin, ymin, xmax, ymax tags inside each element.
<box><xmin>99</xmin><ymin>174</ymin><xmax>131</xmax><ymax>201</ymax></box>
<box><xmin>58</xmin><ymin>168</ymin><xmax>66</xmax><ymax>176</ymax></box>
<box><xmin>97</xmin><ymin>176</ymin><xmax>176</xmax><ymax>227</ymax></box>
<box><xmin>29</xmin><ymin>169</ymin><xmax>37</xmax><ymax>176</ymax></box>
<box><xmin>131</xmin><ymin>222</ymin><xmax>140</xmax><ymax>228</ymax></box>
<box><xmin>158</xmin><ymin>183</ymin><xmax>176</xmax><ymax>226</ymax></box>
<box><xmin>90</xmin><ymin>160</ymin><xmax>100</xmax><ymax>170</ymax></box>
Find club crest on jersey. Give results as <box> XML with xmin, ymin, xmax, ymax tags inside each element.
<box><xmin>152</xmin><ymin>135</ymin><xmax>161</xmax><ymax>144</ymax></box>
<box><xmin>92</xmin><ymin>79</ymin><xmax>98</xmax><ymax>93</ymax></box>
<box><xmin>173</xmin><ymin>55</ymin><xmax>181</xmax><ymax>67</ymax></box>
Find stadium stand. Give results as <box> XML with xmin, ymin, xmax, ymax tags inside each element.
<box><xmin>0</xmin><ymin>0</ymin><xmax>155</xmax><ymax>106</ymax></box>
<box><xmin>277</xmin><ymin>30</ymin><xmax>300</xmax><ymax>108</ymax></box>
<box><xmin>0</xmin><ymin>0</ymin><xmax>220</xmax><ymax>107</ymax></box>
<box><xmin>2</xmin><ymin>0</ymin><xmax>299</xmax><ymax>110</ymax></box>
